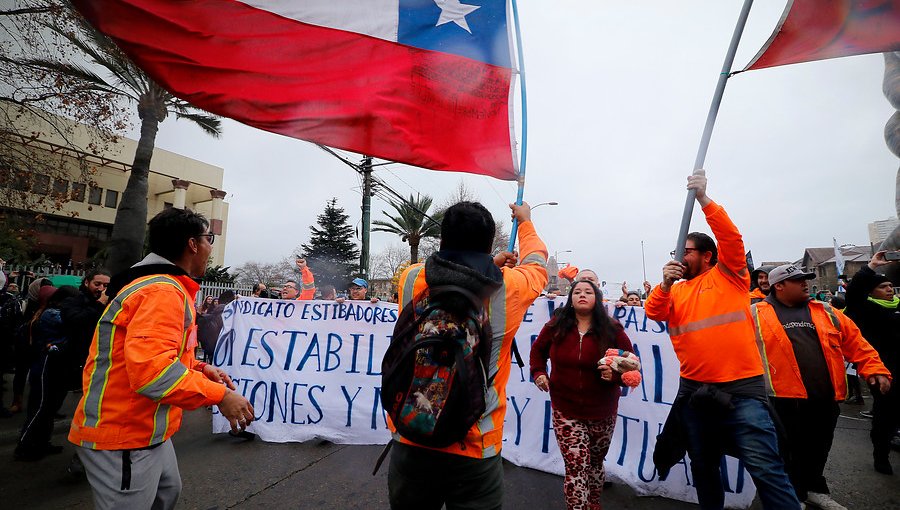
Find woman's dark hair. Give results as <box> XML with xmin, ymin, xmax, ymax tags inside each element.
<box><xmin>199</xmin><ymin>296</ymin><xmax>214</xmax><ymax>314</ymax></box>
<box><xmin>547</xmin><ymin>281</ymin><xmax>618</xmax><ymax>346</ymax></box>
<box><xmin>148</xmin><ymin>207</ymin><xmax>209</xmax><ymax>262</ymax></box>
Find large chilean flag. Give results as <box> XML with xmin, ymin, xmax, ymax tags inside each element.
<box><xmin>745</xmin><ymin>0</ymin><xmax>900</xmax><ymax>71</ymax></box>
<box><xmin>73</xmin><ymin>0</ymin><xmax>519</xmax><ymax>180</ymax></box>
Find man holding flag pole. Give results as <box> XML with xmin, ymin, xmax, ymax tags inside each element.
<box><xmin>646</xmin><ymin>170</ymin><xmax>801</xmax><ymax>510</ymax></box>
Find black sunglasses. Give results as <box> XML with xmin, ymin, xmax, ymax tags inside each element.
<box><xmin>195</xmin><ymin>233</ymin><xmax>216</xmax><ymax>245</ymax></box>
<box><xmin>670</xmin><ymin>247</ymin><xmax>699</xmax><ymax>258</ymax></box>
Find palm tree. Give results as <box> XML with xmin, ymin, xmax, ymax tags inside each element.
<box><xmin>372</xmin><ymin>194</ymin><xmax>442</xmax><ymax>264</ymax></box>
<box><xmin>25</xmin><ymin>9</ymin><xmax>221</xmax><ymax>274</ymax></box>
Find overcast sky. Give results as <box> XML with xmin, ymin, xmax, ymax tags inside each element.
<box><xmin>139</xmin><ymin>1</ymin><xmax>897</xmax><ymax>288</ymax></box>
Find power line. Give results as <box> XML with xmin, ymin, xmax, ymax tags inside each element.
<box><xmin>314</xmin><ymin>144</ymin><xmax>440</xmax><ymax>227</ymax></box>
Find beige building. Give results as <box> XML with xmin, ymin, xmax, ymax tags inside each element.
<box><xmin>869</xmin><ymin>217</ymin><xmax>899</xmax><ymax>246</ymax></box>
<box><xmin>1</xmin><ymin>109</ymin><xmax>229</xmax><ymax>266</ymax></box>
<box><xmin>798</xmin><ymin>245</ymin><xmax>872</xmax><ymax>293</ymax></box>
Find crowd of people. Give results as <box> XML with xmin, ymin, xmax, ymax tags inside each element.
<box><xmin>0</xmin><ymin>170</ymin><xmax>898</xmax><ymax>510</ymax></box>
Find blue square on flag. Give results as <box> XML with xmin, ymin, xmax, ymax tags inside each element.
<box><xmin>398</xmin><ymin>0</ymin><xmax>512</xmax><ymax>68</ymax></box>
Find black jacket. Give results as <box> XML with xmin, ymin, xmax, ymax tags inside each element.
<box><xmin>844</xmin><ymin>266</ymin><xmax>900</xmax><ymax>375</ymax></box>
<box><xmin>60</xmin><ymin>286</ymin><xmax>106</xmax><ymax>366</ymax></box>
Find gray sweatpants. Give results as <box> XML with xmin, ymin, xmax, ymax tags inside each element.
<box><xmin>76</xmin><ymin>440</ymin><xmax>182</xmax><ymax>510</ymax></box>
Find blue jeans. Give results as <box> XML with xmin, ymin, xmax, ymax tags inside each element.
<box><xmin>680</xmin><ymin>396</ymin><xmax>800</xmax><ymax>510</ymax></box>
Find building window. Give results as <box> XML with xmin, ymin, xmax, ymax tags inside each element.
<box><xmin>12</xmin><ymin>170</ymin><xmax>30</xmax><ymax>191</ymax></box>
<box><xmin>88</xmin><ymin>186</ymin><xmax>102</xmax><ymax>205</ymax></box>
<box><xmin>31</xmin><ymin>174</ymin><xmax>50</xmax><ymax>195</ymax></box>
<box><xmin>105</xmin><ymin>189</ymin><xmax>119</xmax><ymax>208</ymax></box>
<box><xmin>52</xmin><ymin>178</ymin><xmax>69</xmax><ymax>198</ymax></box>
<box><xmin>71</xmin><ymin>183</ymin><xmax>86</xmax><ymax>202</ymax></box>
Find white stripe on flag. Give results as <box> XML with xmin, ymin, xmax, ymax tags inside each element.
<box><xmin>238</xmin><ymin>0</ymin><xmax>399</xmax><ymax>42</ymax></box>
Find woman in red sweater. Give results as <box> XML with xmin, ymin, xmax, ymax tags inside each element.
<box><xmin>530</xmin><ymin>280</ymin><xmax>634</xmax><ymax>510</ymax></box>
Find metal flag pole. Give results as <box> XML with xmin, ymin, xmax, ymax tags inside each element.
<box><xmin>507</xmin><ymin>0</ymin><xmax>528</xmax><ymax>253</ymax></box>
<box><xmin>641</xmin><ymin>240</ymin><xmax>647</xmax><ymax>282</ymax></box>
<box><xmin>673</xmin><ymin>0</ymin><xmax>754</xmax><ymax>260</ymax></box>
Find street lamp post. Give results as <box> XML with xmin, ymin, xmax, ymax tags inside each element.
<box><xmin>531</xmin><ymin>201</ymin><xmax>558</xmax><ymax>210</ymax></box>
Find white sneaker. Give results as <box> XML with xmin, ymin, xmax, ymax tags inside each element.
<box><xmin>806</xmin><ymin>492</ymin><xmax>848</xmax><ymax>510</ymax></box>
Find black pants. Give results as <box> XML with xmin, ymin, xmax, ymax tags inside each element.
<box><xmin>388</xmin><ymin>441</ymin><xmax>503</xmax><ymax>510</ymax></box>
<box><xmin>17</xmin><ymin>350</ymin><xmax>70</xmax><ymax>452</ymax></box>
<box><xmin>771</xmin><ymin>398</ymin><xmax>839</xmax><ymax>501</ymax></box>
<box><xmin>871</xmin><ymin>384</ymin><xmax>900</xmax><ymax>460</ymax></box>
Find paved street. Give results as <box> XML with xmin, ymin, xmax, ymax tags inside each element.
<box><xmin>1</xmin><ymin>379</ymin><xmax>897</xmax><ymax>509</ymax></box>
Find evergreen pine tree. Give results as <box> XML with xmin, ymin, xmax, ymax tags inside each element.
<box><xmin>301</xmin><ymin>198</ymin><xmax>360</xmax><ymax>291</ymax></box>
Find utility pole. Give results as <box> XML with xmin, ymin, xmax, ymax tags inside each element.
<box><xmin>360</xmin><ymin>156</ymin><xmax>373</xmax><ymax>280</ymax></box>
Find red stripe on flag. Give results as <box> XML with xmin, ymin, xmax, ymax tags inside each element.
<box><xmin>746</xmin><ymin>0</ymin><xmax>900</xmax><ymax>71</ymax></box>
<box><xmin>73</xmin><ymin>0</ymin><xmax>517</xmax><ymax>179</ymax></box>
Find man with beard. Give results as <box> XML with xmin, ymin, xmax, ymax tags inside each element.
<box><xmin>646</xmin><ymin>170</ymin><xmax>799</xmax><ymax>510</ymax></box>
<box><xmin>61</xmin><ymin>270</ymin><xmax>111</xmax><ymax>384</ymax></box>
<box><xmin>750</xmin><ymin>265</ymin><xmax>775</xmax><ymax>304</ymax></box>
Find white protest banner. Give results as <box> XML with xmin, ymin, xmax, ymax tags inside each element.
<box><xmin>211</xmin><ymin>297</ymin><xmax>756</xmax><ymax>508</ymax></box>
<box><xmin>210</xmin><ymin>298</ymin><xmax>394</xmax><ymax>444</ymax></box>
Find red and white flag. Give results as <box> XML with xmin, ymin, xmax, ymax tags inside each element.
<box><xmin>745</xmin><ymin>0</ymin><xmax>900</xmax><ymax>71</ymax></box>
<box><xmin>73</xmin><ymin>0</ymin><xmax>519</xmax><ymax>180</ymax></box>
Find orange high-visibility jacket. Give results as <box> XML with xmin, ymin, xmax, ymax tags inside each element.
<box><xmin>558</xmin><ymin>265</ymin><xmax>579</xmax><ymax>282</ymax></box>
<box><xmin>750</xmin><ymin>299</ymin><xmax>890</xmax><ymax>400</ymax></box>
<box><xmin>69</xmin><ymin>273</ymin><xmax>227</xmax><ymax>450</ymax></box>
<box><xmin>298</xmin><ymin>266</ymin><xmax>316</xmax><ymax>300</ymax></box>
<box><xmin>645</xmin><ymin>201</ymin><xmax>763</xmax><ymax>383</ymax></box>
<box><xmin>390</xmin><ymin>220</ymin><xmax>548</xmax><ymax>459</ymax></box>
<box><xmin>749</xmin><ymin>288</ymin><xmax>766</xmax><ymax>304</ymax></box>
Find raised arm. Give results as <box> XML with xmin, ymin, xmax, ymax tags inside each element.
<box><xmin>690</xmin><ymin>170</ymin><xmax>748</xmax><ymax>284</ymax></box>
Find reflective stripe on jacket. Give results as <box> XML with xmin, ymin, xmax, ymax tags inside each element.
<box><xmin>645</xmin><ymin>201</ymin><xmax>763</xmax><ymax>383</ymax></box>
<box><xmin>69</xmin><ymin>273</ymin><xmax>227</xmax><ymax>450</ymax></box>
<box><xmin>391</xmin><ymin>220</ymin><xmax>548</xmax><ymax>459</ymax></box>
<box><xmin>750</xmin><ymin>299</ymin><xmax>890</xmax><ymax>400</ymax></box>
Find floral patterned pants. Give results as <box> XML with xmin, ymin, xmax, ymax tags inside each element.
<box><xmin>552</xmin><ymin>409</ymin><xmax>616</xmax><ymax>510</ymax></box>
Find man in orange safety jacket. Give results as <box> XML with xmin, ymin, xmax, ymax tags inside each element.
<box><xmin>751</xmin><ymin>264</ymin><xmax>890</xmax><ymax>510</ymax></box>
<box><xmin>68</xmin><ymin>208</ymin><xmax>254</xmax><ymax>510</ymax></box>
<box><xmin>387</xmin><ymin>201</ymin><xmax>548</xmax><ymax>510</ymax></box>
<box><xmin>645</xmin><ymin>170</ymin><xmax>800</xmax><ymax>510</ymax></box>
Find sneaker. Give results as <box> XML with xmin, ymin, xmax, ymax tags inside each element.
<box><xmin>874</xmin><ymin>457</ymin><xmax>894</xmax><ymax>475</ymax></box>
<box><xmin>805</xmin><ymin>492</ymin><xmax>847</xmax><ymax>510</ymax></box>
<box><xmin>65</xmin><ymin>455</ymin><xmax>86</xmax><ymax>481</ymax></box>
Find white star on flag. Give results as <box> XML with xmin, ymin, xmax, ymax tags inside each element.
<box><xmin>434</xmin><ymin>0</ymin><xmax>480</xmax><ymax>34</ymax></box>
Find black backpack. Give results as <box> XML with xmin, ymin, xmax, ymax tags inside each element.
<box><xmin>381</xmin><ymin>285</ymin><xmax>493</xmax><ymax>448</ymax></box>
